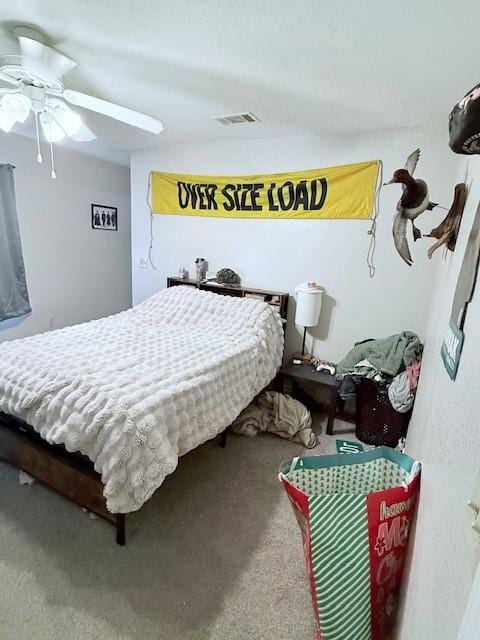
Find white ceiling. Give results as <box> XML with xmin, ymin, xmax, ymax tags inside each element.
<box><xmin>1</xmin><ymin>0</ymin><xmax>480</xmax><ymax>164</ymax></box>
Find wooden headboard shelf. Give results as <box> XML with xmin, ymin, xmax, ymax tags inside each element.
<box><xmin>167</xmin><ymin>277</ymin><xmax>289</xmax><ymax>323</ymax></box>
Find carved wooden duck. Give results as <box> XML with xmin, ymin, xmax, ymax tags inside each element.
<box><xmin>384</xmin><ymin>148</ymin><xmax>437</xmax><ymax>266</ymax></box>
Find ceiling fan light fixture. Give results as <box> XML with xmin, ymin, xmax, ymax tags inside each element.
<box><xmin>0</xmin><ymin>27</ymin><xmax>164</xmax><ymax>181</ymax></box>
<box><xmin>50</xmin><ymin>100</ymin><xmax>82</xmax><ymax>137</ymax></box>
<box><xmin>0</xmin><ymin>107</ymin><xmax>15</xmax><ymax>132</ymax></box>
<box><xmin>0</xmin><ymin>92</ymin><xmax>31</xmax><ymax>123</ymax></box>
<box><xmin>39</xmin><ymin>111</ymin><xmax>65</xmax><ymax>143</ymax></box>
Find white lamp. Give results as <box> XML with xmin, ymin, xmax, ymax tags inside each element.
<box><xmin>295</xmin><ymin>282</ymin><xmax>323</xmax><ymax>356</ymax></box>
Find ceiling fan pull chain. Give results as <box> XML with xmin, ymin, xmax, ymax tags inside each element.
<box><xmin>49</xmin><ymin>141</ymin><xmax>57</xmax><ymax>179</ymax></box>
<box><xmin>34</xmin><ymin>112</ymin><xmax>43</xmax><ymax>164</ymax></box>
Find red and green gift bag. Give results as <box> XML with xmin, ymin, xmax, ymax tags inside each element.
<box><xmin>279</xmin><ymin>447</ymin><xmax>421</xmax><ymax>640</ymax></box>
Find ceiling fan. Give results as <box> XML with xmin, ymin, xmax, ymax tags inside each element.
<box><xmin>0</xmin><ymin>26</ymin><xmax>163</xmax><ymax>178</ymax></box>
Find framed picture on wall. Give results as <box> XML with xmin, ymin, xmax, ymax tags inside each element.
<box><xmin>91</xmin><ymin>204</ymin><xmax>118</xmax><ymax>231</ymax></box>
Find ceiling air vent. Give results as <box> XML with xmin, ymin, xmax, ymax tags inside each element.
<box><xmin>212</xmin><ymin>112</ymin><xmax>261</xmax><ymax>126</ymax></box>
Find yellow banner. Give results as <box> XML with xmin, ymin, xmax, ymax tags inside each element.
<box><xmin>150</xmin><ymin>160</ymin><xmax>379</xmax><ymax>219</ymax></box>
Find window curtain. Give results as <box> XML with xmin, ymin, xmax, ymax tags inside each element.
<box><xmin>0</xmin><ymin>164</ymin><xmax>31</xmax><ymax>321</ymax></box>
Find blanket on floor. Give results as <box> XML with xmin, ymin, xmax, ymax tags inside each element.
<box><xmin>231</xmin><ymin>391</ymin><xmax>316</xmax><ymax>448</ymax></box>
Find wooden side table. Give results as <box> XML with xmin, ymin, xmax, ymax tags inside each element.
<box><xmin>276</xmin><ymin>362</ymin><xmax>340</xmax><ymax>435</ymax></box>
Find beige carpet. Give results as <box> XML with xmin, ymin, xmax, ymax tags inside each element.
<box><xmin>0</xmin><ymin>414</ymin><xmax>355</xmax><ymax>640</ymax></box>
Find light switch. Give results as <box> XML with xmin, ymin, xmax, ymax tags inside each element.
<box><xmin>139</xmin><ymin>257</ymin><xmax>148</xmax><ymax>269</ymax></box>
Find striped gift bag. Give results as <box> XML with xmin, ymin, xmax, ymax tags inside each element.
<box><xmin>279</xmin><ymin>447</ymin><xmax>421</xmax><ymax>640</ymax></box>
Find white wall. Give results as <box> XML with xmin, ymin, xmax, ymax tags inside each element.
<box><xmin>0</xmin><ymin>132</ymin><xmax>131</xmax><ymax>342</ymax></box>
<box><xmin>397</xmin><ymin>155</ymin><xmax>480</xmax><ymax>640</ymax></box>
<box><xmin>130</xmin><ymin>127</ymin><xmax>459</xmax><ymax>361</ymax></box>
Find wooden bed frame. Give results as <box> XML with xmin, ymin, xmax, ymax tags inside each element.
<box><xmin>0</xmin><ymin>280</ymin><xmax>289</xmax><ymax>545</ymax></box>
<box><xmin>0</xmin><ymin>412</ymin><xmax>227</xmax><ymax>546</ymax></box>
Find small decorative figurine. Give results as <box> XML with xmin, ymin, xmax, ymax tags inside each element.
<box><xmin>195</xmin><ymin>258</ymin><xmax>207</xmax><ymax>282</ymax></box>
<box><xmin>215</xmin><ymin>268</ymin><xmax>241</xmax><ymax>286</ymax></box>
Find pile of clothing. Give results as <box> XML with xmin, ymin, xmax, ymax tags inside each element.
<box><xmin>336</xmin><ymin>331</ymin><xmax>423</xmax><ymax>413</ymax></box>
<box><xmin>231</xmin><ymin>391</ymin><xmax>317</xmax><ymax>448</ymax></box>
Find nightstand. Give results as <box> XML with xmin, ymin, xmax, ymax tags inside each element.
<box><xmin>276</xmin><ymin>362</ymin><xmax>340</xmax><ymax>435</ymax></box>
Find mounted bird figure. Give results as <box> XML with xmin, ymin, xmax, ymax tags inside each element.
<box><xmin>384</xmin><ymin>149</ymin><xmax>437</xmax><ymax>266</ymax></box>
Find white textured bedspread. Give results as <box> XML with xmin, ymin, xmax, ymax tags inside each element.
<box><xmin>0</xmin><ymin>287</ymin><xmax>284</xmax><ymax>513</ymax></box>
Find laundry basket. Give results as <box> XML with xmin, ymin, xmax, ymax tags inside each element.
<box><xmin>279</xmin><ymin>448</ymin><xmax>421</xmax><ymax>640</ymax></box>
<box><xmin>356</xmin><ymin>378</ymin><xmax>411</xmax><ymax>447</ymax></box>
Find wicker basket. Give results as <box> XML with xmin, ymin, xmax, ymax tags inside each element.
<box><xmin>355</xmin><ymin>378</ymin><xmax>411</xmax><ymax>447</ymax></box>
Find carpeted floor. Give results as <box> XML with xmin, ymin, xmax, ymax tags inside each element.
<box><xmin>0</xmin><ymin>413</ymin><xmax>355</xmax><ymax>640</ymax></box>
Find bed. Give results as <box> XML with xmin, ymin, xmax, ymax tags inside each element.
<box><xmin>0</xmin><ymin>285</ymin><xmax>285</xmax><ymax>544</ymax></box>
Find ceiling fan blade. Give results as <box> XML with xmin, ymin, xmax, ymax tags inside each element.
<box><xmin>62</xmin><ymin>89</ymin><xmax>163</xmax><ymax>134</ymax></box>
<box><xmin>70</xmin><ymin>122</ymin><xmax>97</xmax><ymax>142</ymax></box>
<box><xmin>18</xmin><ymin>35</ymin><xmax>77</xmax><ymax>82</ymax></box>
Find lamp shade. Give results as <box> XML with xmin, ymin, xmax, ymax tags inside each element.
<box><xmin>0</xmin><ymin>108</ymin><xmax>15</xmax><ymax>132</ymax></box>
<box><xmin>0</xmin><ymin>93</ymin><xmax>31</xmax><ymax>124</ymax></box>
<box><xmin>295</xmin><ymin>282</ymin><xmax>323</xmax><ymax>327</ymax></box>
<box><xmin>49</xmin><ymin>99</ymin><xmax>82</xmax><ymax>137</ymax></box>
<box><xmin>39</xmin><ymin>111</ymin><xmax>66</xmax><ymax>143</ymax></box>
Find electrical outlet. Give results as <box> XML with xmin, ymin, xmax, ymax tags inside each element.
<box><xmin>139</xmin><ymin>257</ymin><xmax>148</xmax><ymax>269</ymax></box>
